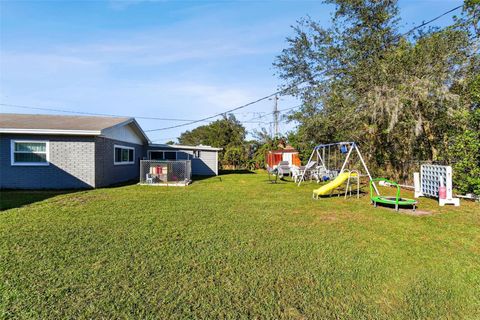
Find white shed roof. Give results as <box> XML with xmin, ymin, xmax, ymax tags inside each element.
<box><xmin>149</xmin><ymin>143</ymin><xmax>222</xmax><ymax>151</ymax></box>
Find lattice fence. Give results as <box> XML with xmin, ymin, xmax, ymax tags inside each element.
<box><xmin>140</xmin><ymin>160</ymin><xmax>192</xmax><ymax>186</ymax></box>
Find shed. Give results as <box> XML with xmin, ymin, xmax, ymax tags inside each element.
<box><xmin>266</xmin><ymin>147</ymin><xmax>301</xmax><ymax>169</ymax></box>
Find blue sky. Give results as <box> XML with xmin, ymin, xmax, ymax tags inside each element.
<box><xmin>0</xmin><ymin>0</ymin><xmax>463</xmax><ymax>142</ymax></box>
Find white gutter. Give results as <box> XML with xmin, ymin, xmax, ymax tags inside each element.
<box><xmin>148</xmin><ymin>143</ymin><xmax>223</xmax><ymax>151</ymax></box>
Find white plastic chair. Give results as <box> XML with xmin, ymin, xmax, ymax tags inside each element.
<box><xmin>146</xmin><ymin>173</ymin><xmax>154</xmax><ymax>184</ymax></box>
<box><xmin>291</xmin><ymin>166</ymin><xmax>301</xmax><ymax>183</ymax></box>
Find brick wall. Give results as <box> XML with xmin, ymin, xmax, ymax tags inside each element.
<box><xmin>0</xmin><ymin>133</ymin><xmax>216</xmax><ymax>189</ymax></box>
<box><xmin>94</xmin><ymin>137</ymin><xmax>145</xmax><ymax>187</ymax></box>
<box><xmin>0</xmin><ymin>134</ymin><xmax>96</xmax><ymax>189</ymax></box>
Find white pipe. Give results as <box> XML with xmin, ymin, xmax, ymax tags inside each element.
<box><xmin>298</xmin><ymin>147</ymin><xmax>315</xmax><ymax>186</ymax></box>
<box><xmin>340</xmin><ymin>143</ymin><xmax>354</xmax><ymax>173</ymax></box>
<box><xmin>317</xmin><ymin>148</ymin><xmax>326</xmax><ymax>170</ymax></box>
<box><xmin>355</xmin><ymin>144</ymin><xmax>379</xmax><ymax>195</ymax></box>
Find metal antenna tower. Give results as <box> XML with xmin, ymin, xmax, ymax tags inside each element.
<box><xmin>272</xmin><ymin>94</ymin><xmax>279</xmax><ymax>138</ymax></box>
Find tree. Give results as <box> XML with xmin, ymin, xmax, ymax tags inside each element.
<box><xmin>178</xmin><ymin>114</ymin><xmax>245</xmax><ymax>148</ymax></box>
<box><xmin>223</xmin><ymin>146</ymin><xmax>248</xmax><ymax>169</ymax></box>
<box><xmin>275</xmin><ymin>0</ymin><xmax>477</xmax><ymax>182</ymax></box>
<box><xmin>446</xmin><ymin>74</ymin><xmax>480</xmax><ymax>194</ymax></box>
<box><xmin>178</xmin><ymin>114</ymin><xmax>247</xmax><ymax>168</ymax></box>
<box><xmin>249</xmin><ymin>128</ymin><xmax>294</xmax><ymax>169</ymax></box>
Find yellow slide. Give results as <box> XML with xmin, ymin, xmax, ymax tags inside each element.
<box><xmin>313</xmin><ymin>172</ymin><xmax>357</xmax><ymax>197</ymax></box>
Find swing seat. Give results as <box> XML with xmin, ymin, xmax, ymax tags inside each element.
<box><xmin>370</xmin><ymin>178</ymin><xmax>417</xmax><ymax>211</ymax></box>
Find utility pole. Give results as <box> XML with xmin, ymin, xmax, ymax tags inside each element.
<box><xmin>272</xmin><ymin>94</ymin><xmax>279</xmax><ymax>138</ymax></box>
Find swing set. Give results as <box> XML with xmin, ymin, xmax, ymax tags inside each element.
<box><xmin>298</xmin><ymin>142</ymin><xmax>380</xmax><ymax>196</ymax></box>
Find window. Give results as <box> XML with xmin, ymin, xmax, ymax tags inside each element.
<box><xmin>164</xmin><ymin>151</ymin><xmax>176</xmax><ymax>160</ymax></box>
<box><xmin>149</xmin><ymin>151</ymin><xmax>164</xmax><ymax>160</ymax></box>
<box><xmin>148</xmin><ymin>150</ymin><xmax>177</xmax><ymax>161</ymax></box>
<box><xmin>193</xmin><ymin>150</ymin><xmax>201</xmax><ymax>158</ymax></box>
<box><xmin>114</xmin><ymin>145</ymin><xmax>135</xmax><ymax>165</ymax></box>
<box><xmin>11</xmin><ymin>140</ymin><xmax>49</xmax><ymax>166</ymax></box>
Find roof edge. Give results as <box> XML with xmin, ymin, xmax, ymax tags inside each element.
<box><xmin>131</xmin><ymin>118</ymin><xmax>151</xmax><ymax>144</ymax></box>
<box><xmin>100</xmin><ymin>118</ymin><xmax>151</xmax><ymax>144</ymax></box>
<box><xmin>0</xmin><ymin>128</ymin><xmax>102</xmax><ymax>135</ymax></box>
<box><xmin>148</xmin><ymin>143</ymin><xmax>222</xmax><ymax>151</ymax></box>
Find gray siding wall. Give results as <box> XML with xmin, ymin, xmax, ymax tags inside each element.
<box><xmin>0</xmin><ymin>134</ymin><xmax>95</xmax><ymax>189</ymax></box>
<box><xmin>176</xmin><ymin>150</ymin><xmax>193</xmax><ymax>160</ymax></box>
<box><xmin>193</xmin><ymin>150</ymin><xmax>218</xmax><ymax>176</ymax></box>
<box><xmin>94</xmin><ymin>137</ymin><xmax>145</xmax><ymax>187</ymax></box>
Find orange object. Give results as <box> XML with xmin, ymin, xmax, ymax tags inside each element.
<box><xmin>292</xmin><ymin>154</ymin><xmax>301</xmax><ymax>166</ymax></box>
<box><xmin>266</xmin><ymin>148</ymin><xmax>301</xmax><ymax>168</ymax></box>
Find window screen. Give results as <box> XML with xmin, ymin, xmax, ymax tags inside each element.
<box><xmin>12</xmin><ymin>141</ymin><xmax>48</xmax><ymax>165</ymax></box>
<box><xmin>114</xmin><ymin>146</ymin><xmax>134</xmax><ymax>164</ymax></box>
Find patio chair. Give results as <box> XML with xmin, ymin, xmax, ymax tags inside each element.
<box><xmin>146</xmin><ymin>173</ymin><xmax>154</xmax><ymax>184</ymax></box>
<box><xmin>298</xmin><ymin>161</ymin><xmax>318</xmax><ymax>181</ymax></box>
<box><xmin>291</xmin><ymin>166</ymin><xmax>302</xmax><ymax>183</ymax></box>
<box><xmin>277</xmin><ymin>161</ymin><xmax>291</xmax><ymax>178</ymax></box>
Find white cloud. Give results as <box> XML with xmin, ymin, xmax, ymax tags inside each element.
<box><xmin>49</xmin><ymin>22</ymin><xmax>280</xmax><ymax>67</ymax></box>
<box><xmin>0</xmin><ymin>2</ymin><xmax>298</xmax><ymax>140</ymax></box>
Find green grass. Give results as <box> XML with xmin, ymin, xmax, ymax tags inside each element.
<box><xmin>0</xmin><ymin>190</ymin><xmax>72</xmax><ymax>211</ymax></box>
<box><xmin>1</xmin><ymin>172</ymin><xmax>479</xmax><ymax>319</ymax></box>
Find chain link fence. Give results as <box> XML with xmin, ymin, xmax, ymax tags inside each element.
<box><xmin>140</xmin><ymin>160</ymin><xmax>192</xmax><ymax>186</ymax></box>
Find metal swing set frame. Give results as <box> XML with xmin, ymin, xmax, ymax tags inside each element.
<box><xmin>297</xmin><ymin>141</ymin><xmax>380</xmax><ymax>195</ymax></box>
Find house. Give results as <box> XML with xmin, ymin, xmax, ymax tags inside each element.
<box><xmin>0</xmin><ymin>113</ymin><xmax>221</xmax><ymax>189</ymax></box>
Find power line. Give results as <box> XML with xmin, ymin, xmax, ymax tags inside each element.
<box><xmin>149</xmin><ymin>119</ymin><xmax>282</xmax><ymax>143</ymax></box>
<box><xmin>246</xmin><ymin>104</ymin><xmax>302</xmax><ymax>122</ymax></box>
<box><xmin>399</xmin><ymin>5</ymin><xmax>463</xmax><ymax>38</ymax></box>
<box><xmin>149</xmin><ymin>115</ymin><xmax>293</xmax><ymax>142</ymax></box>
<box><xmin>0</xmin><ymin>101</ymin><xmax>290</xmax><ymax>126</ymax></box>
<box><xmin>144</xmin><ymin>85</ymin><xmax>301</xmax><ymax>132</ymax></box>
<box><xmin>0</xmin><ymin>88</ymin><xmax>302</xmax><ymax>131</ymax></box>
<box><xmin>0</xmin><ymin>4</ymin><xmax>466</xmax><ymax>133</ymax></box>
<box><xmin>242</xmin><ymin>5</ymin><xmax>466</xmax><ymax>127</ymax></box>
<box><xmin>231</xmin><ymin>110</ymin><xmax>268</xmax><ymax>116</ymax></box>
<box><xmin>0</xmin><ymin>103</ymin><xmax>197</xmax><ymax>122</ymax></box>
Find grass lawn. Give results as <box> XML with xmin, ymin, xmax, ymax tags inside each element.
<box><xmin>1</xmin><ymin>172</ymin><xmax>479</xmax><ymax>319</ymax></box>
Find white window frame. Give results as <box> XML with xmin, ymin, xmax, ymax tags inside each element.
<box><xmin>11</xmin><ymin>140</ymin><xmax>50</xmax><ymax>166</ymax></box>
<box><xmin>114</xmin><ymin>144</ymin><xmax>135</xmax><ymax>165</ymax></box>
<box><xmin>147</xmin><ymin>150</ymin><xmax>178</xmax><ymax>161</ymax></box>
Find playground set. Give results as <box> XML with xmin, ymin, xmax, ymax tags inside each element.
<box><xmin>267</xmin><ymin>141</ymin><xmax>460</xmax><ymax>212</ymax></box>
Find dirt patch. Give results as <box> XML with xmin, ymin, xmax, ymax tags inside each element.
<box><xmin>317</xmin><ymin>214</ymin><xmax>339</xmax><ymax>222</ymax></box>
<box><xmin>49</xmin><ymin>193</ymin><xmax>109</xmax><ymax>207</ymax></box>
<box><xmin>398</xmin><ymin>209</ymin><xmax>436</xmax><ymax>216</ymax></box>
